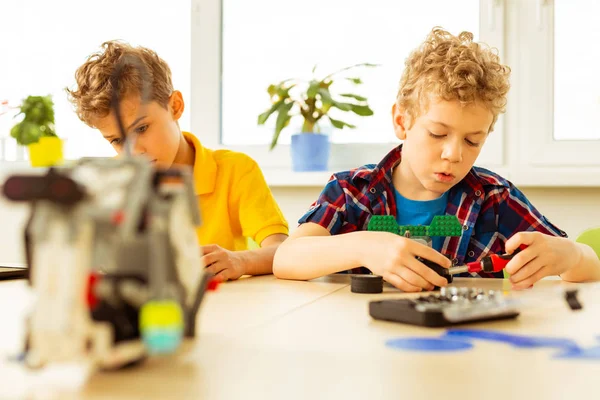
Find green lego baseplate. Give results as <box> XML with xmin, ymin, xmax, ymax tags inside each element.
<box><xmin>367</xmin><ymin>215</ymin><xmax>462</xmax><ymax>237</ymax></box>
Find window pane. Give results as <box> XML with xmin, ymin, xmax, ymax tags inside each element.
<box><xmin>554</xmin><ymin>0</ymin><xmax>600</xmax><ymax>140</ymax></box>
<box><xmin>221</xmin><ymin>0</ymin><xmax>479</xmax><ymax>146</ymax></box>
<box><xmin>0</xmin><ymin>0</ymin><xmax>190</xmax><ymax>160</ymax></box>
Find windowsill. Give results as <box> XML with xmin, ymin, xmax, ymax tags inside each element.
<box><xmin>1</xmin><ymin>161</ymin><xmax>600</xmax><ymax>188</ymax></box>
<box><xmin>0</xmin><ymin>161</ymin><xmax>39</xmax><ymax>180</ymax></box>
<box><xmin>263</xmin><ymin>169</ymin><xmax>333</xmax><ymax>187</ymax></box>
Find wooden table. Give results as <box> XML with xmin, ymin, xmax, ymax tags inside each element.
<box><xmin>1</xmin><ymin>275</ymin><xmax>599</xmax><ymax>400</ymax></box>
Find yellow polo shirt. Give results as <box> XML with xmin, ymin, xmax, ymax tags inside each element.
<box><xmin>183</xmin><ymin>131</ymin><xmax>288</xmax><ymax>250</ymax></box>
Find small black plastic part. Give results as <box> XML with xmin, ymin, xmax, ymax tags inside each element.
<box><xmin>351</xmin><ymin>275</ymin><xmax>383</xmax><ymax>294</ymax></box>
<box><xmin>565</xmin><ymin>289</ymin><xmax>583</xmax><ymax>310</ymax></box>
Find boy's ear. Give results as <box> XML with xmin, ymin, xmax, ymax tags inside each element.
<box><xmin>392</xmin><ymin>103</ymin><xmax>408</xmax><ymax>140</ymax></box>
<box><xmin>169</xmin><ymin>90</ymin><xmax>185</xmax><ymax>120</ymax></box>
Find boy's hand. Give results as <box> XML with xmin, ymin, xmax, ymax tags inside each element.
<box><xmin>361</xmin><ymin>233</ymin><xmax>452</xmax><ymax>292</ymax></box>
<box><xmin>201</xmin><ymin>244</ymin><xmax>245</xmax><ymax>282</ymax></box>
<box><xmin>505</xmin><ymin>232</ymin><xmax>582</xmax><ymax>289</ymax></box>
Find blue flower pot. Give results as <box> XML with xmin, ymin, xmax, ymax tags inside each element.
<box><xmin>290</xmin><ymin>133</ymin><xmax>330</xmax><ymax>172</ymax></box>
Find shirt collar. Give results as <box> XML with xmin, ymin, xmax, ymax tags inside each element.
<box><xmin>352</xmin><ymin>145</ymin><xmax>402</xmax><ymax>188</ymax></box>
<box><xmin>357</xmin><ymin>144</ymin><xmax>485</xmax><ymax>201</ymax></box>
<box><xmin>182</xmin><ymin>131</ymin><xmax>217</xmax><ymax>195</ymax></box>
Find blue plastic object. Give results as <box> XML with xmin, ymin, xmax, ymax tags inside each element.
<box><xmin>143</xmin><ymin>329</ymin><xmax>183</xmax><ymax>354</ymax></box>
<box><xmin>386</xmin><ymin>337</ymin><xmax>473</xmax><ymax>352</ymax></box>
<box><xmin>291</xmin><ymin>133</ymin><xmax>330</xmax><ymax>172</ymax></box>
<box><xmin>385</xmin><ymin>330</ymin><xmax>600</xmax><ymax>362</ymax></box>
<box><xmin>555</xmin><ymin>346</ymin><xmax>600</xmax><ymax>360</ymax></box>
<box><xmin>443</xmin><ymin>329</ymin><xmax>580</xmax><ymax>350</ymax></box>
<box><xmin>553</xmin><ymin>336</ymin><xmax>600</xmax><ymax>360</ymax></box>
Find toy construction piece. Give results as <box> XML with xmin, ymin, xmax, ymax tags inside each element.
<box><xmin>351</xmin><ymin>275</ymin><xmax>383</xmax><ymax>294</ymax></box>
<box><xmin>370</xmin><ymin>286</ymin><xmax>520</xmax><ymax>327</ymax></box>
<box><xmin>140</xmin><ymin>300</ymin><xmax>184</xmax><ymax>354</ymax></box>
<box><xmin>367</xmin><ymin>215</ymin><xmax>463</xmax><ymax>238</ymax></box>
<box><xmin>1</xmin><ymin>54</ymin><xmax>212</xmax><ymax>373</ymax></box>
<box><xmin>367</xmin><ymin>215</ymin><xmax>461</xmax><ymax>285</ymax></box>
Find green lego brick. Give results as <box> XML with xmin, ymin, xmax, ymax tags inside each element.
<box><xmin>398</xmin><ymin>225</ymin><xmax>428</xmax><ymax>237</ymax></box>
<box><xmin>367</xmin><ymin>215</ymin><xmax>399</xmax><ymax>234</ymax></box>
<box><xmin>428</xmin><ymin>215</ymin><xmax>462</xmax><ymax>237</ymax></box>
<box><xmin>369</xmin><ymin>215</ymin><xmax>462</xmax><ymax>238</ymax></box>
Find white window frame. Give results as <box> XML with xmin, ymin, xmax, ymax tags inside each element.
<box><xmin>191</xmin><ymin>0</ymin><xmax>507</xmax><ymax>175</ymax></box>
<box><xmin>505</xmin><ymin>0</ymin><xmax>600</xmax><ymax>186</ymax></box>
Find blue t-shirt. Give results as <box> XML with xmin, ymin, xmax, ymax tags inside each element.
<box><xmin>394</xmin><ymin>189</ymin><xmax>449</xmax><ymax>252</ymax></box>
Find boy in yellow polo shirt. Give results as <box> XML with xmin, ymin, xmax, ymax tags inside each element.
<box><xmin>67</xmin><ymin>41</ymin><xmax>288</xmax><ymax>282</ymax></box>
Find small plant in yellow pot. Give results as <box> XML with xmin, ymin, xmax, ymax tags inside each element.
<box><xmin>10</xmin><ymin>95</ymin><xmax>63</xmax><ymax>167</ymax></box>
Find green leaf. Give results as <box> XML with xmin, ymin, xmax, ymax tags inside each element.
<box><xmin>350</xmin><ymin>104</ymin><xmax>374</xmax><ymax>116</ymax></box>
<box><xmin>328</xmin><ymin>117</ymin><xmax>356</xmax><ymax>130</ymax></box>
<box><xmin>346</xmin><ymin>77</ymin><xmax>362</xmax><ymax>85</ymax></box>
<box><xmin>332</xmin><ymin>102</ymin><xmax>353</xmax><ymax>112</ymax></box>
<box><xmin>39</xmin><ymin>124</ymin><xmax>57</xmax><ymax>137</ymax></box>
<box><xmin>11</xmin><ymin>121</ymin><xmax>41</xmax><ymax>145</ymax></box>
<box><xmin>267</xmin><ymin>85</ymin><xmax>278</xmax><ymax>97</ymax></box>
<box><xmin>339</xmin><ymin>93</ymin><xmax>367</xmax><ymax>102</ymax></box>
<box><xmin>317</xmin><ymin>88</ymin><xmax>333</xmax><ymax>106</ymax></box>
<box><xmin>10</xmin><ymin>95</ymin><xmax>57</xmax><ymax>145</ymax></box>
<box><xmin>320</xmin><ymin>103</ymin><xmax>332</xmax><ymax>114</ymax></box>
<box><xmin>318</xmin><ymin>88</ymin><xmax>352</xmax><ymax>111</ymax></box>
<box><xmin>276</xmin><ymin>84</ymin><xmax>295</xmax><ymax>99</ymax></box>
<box><xmin>267</xmin><ymin>82</ymin><xmax>295</xmax><ymax>99</ymax></box>
<box><xmin>9</xmin><ymin>123</ymin><xmax>20</xmax><ymax>140</ymax></box>
<box><xmin>270</xmin><ymin>101</ymin><xmax>294</xmax><ymax>150</ymax></box>
<box><xmin>311</xmin><ymin>64</ymin><xmax>318</xmax><ymax>74</ymax></box>
<box><xmin>307</xmin><ymin>80</ymin><xmax>320</xmax><ymax>99</ymax></box>
<box><xmin>21</xmin><ymin>95</ymin><xmax>55</xmax><ymax>125</ymax></box>
<box><xmin>257</xmin><ymin>99</ymin><xmax>284</xmax><ymax>125</ymax></box>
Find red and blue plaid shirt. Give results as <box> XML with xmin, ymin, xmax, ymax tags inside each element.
<box><xmin>299</xmin><ymin>145</ymin><xmax>567</xmax><ymax>278</ymax></box>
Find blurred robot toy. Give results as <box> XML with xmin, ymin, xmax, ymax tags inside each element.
<box><xmin>2</xmin><ymin>54</ymin><xmax>211</xmax><ymax>370</ymax></box>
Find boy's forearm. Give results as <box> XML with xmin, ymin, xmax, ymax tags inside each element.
<box><xmin>560</xmin><ymin>243</ymin><xmax>600</xmax><ymax>282</ymax></box>
<box><xmin>237</xmin><ymin>234</ymin><xmax>288</xmax><ymax>276</ymax></box>
<box><xmin>237</xmin><ymin>246</ymin><xmax>279</xmax><ymax>276</ymax></box>
<box><xmin>273</xmin><ymin>232</ymin><xmax>367</xmax><ymax>281</ymax></box>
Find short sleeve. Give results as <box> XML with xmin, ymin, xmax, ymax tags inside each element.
<box><xmin>498</xmin><ymin>183</ymin><xmax>568</xmax><ymax>239</ymax></box>
<box><xmin>298</xmin><ymin>176</ymin><xmax>348</xmax><ymax>235</ymax></box>
<box><xmin>232</xmin><ymin>158</ymin><xmax>289</xmax><ymax>245</ymax></box>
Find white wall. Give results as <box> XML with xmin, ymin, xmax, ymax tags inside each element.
<box><xmin>517</xmin><ymin>188</ymin><xmax>600</xmax><ymax>239</ymax></box>
<box><xmin>271</xmin><ymin>186</ymin><xmax>600</xmax><ymax>239</ymax></box>
<box><xmin>1</xmin><ymin>185</ymin><xmax>599</xmax><ymax>266</ymax></box>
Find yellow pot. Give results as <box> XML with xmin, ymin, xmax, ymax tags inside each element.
<box><xmin>27</xmin><ymin>136</ymin><xmax>64</xmax><ymax>167</ymax></box>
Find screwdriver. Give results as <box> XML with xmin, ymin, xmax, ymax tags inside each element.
<box><xmin>448</xmin><ymin>247</ymin><xmax>526</xmax><ymax>275</ymax></box>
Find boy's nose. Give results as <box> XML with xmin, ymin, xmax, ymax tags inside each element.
<box><xmin>441</xmin><ymin>141</ymin><xmax>463</xmax><ymax>163</ymax></box>
<box><xmin>131</xmin><ymin>136</ymin><xmax>146</xmax><ymax>155</ymax></box>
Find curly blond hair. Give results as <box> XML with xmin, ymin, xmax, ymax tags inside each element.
<box><xmin>66</xmin><ymin>41</ymin><xmax>173</xmax><ymax>127</ymax></box>
<box><xmin>397</xmin><ymin>27</ymin><xmax>510</xmax><ymax>132</ymax></box>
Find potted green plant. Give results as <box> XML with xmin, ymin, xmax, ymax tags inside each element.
<box><xmin>257</xmin><ymin>63</ymin><xmax>377</xmax><ymax>171</ymax></box>
<box><xmin>10</xmin><ymin>95</ymin><xmax>63</xmax><ymax>167</ymax></box>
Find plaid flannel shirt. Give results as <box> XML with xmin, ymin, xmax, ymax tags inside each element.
<box><xmin>298</xmin><ymin>145</ymin><xmax>567</xmax><ymax>278</ymax></box>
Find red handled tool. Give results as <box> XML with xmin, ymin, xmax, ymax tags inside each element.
<box><xmin>448</xmin><ymin>246</ymin><xmax>527</xmax><ymax>275</ymax></box>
